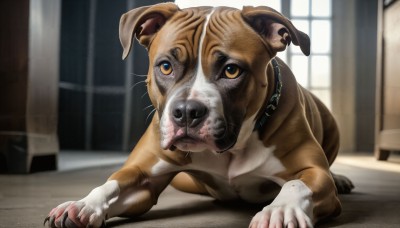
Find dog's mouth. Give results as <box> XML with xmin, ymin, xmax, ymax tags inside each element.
<box><xmin>162</xmin><ymin>126</ymin><xmax>237</xmax><ymax>153</ymax></box>
<box><xmin>164</xmin><ymin>133</ymin><xmax>204</xmax><ymax>151</ymax></box>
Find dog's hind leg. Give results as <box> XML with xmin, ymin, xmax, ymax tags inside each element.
<box><xmin>322</xmin><ymin>120</ymin><xmax>354</xmax><ymax>194</ymax></box>
<box><xmin>331</xmin><ymin>172</ymin><xmax>354</xmax><ymax>194</ymax></box>
<box><xmin>319</xmin><ymin>109</ymin><xmax>354</xmax><ymax>194</ymax></box>
<box><xmin>313</xmin><ymin>99</ymin><xmax>354</xmax><ymax>194</ymax></box>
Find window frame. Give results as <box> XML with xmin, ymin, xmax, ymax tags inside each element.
<box><xmin>283</xmin><ymin>0</ymin><xmax>333</xmax><ymax>109</ymax></box>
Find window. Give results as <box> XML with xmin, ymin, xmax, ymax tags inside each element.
<box><xmin>288</xmin><ymin>0</ymin><xmax>332</xmax><ymax>109</ymax></box>
<box><xmin>175</xmin><ymin>0</ymin><xmax>332</xmax><ymax>109</ymax></box>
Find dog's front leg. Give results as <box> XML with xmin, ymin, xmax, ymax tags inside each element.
<box><xmin>249</xmin><ymin>148</ymin><xmax>341</xmax><ymax>228</ymax></box>
<box><xmin>45</xmin><ymin>120</ymin><xmax>178</xmax><ymax>228</ymax></box>
<box><xmin>45</xmin><ymin>164</ymin><xmax>173</xmax><ymax>228</ymax></box>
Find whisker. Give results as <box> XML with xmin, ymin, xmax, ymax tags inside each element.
<box><xmin>130</xmin><ymin>73</ymin><xmax>147</xmax><ymax>78</ymax></box>
<box><xmin>141</xmin><ymin>92</ymin><xmax>148</xmax><ymax>99</ymax></box>
<box><xmin>145</xmin><ymin>108</ymin><xmax>157</xmax><ymax>124</ymax></box>
<box><xmin>143</xmin><ymin>104</ymin><xmax>154</xmax><ymax>111</ymax></box>
<box><xmin>130</xmin><ymin>80</ymin><xmax>146</xmax><ymax>90</ymax></box>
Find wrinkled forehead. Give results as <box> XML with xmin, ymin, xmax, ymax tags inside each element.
<box><xmin>150</xmin><ymin>6</ymin><xmax>264</xmax><ymax>63</ymax></box>
<box><xmin>148</xmin><ymin>7</ymin><xmax>211</xmax><ymax>62</ymax></box>
<box><xmin>204</xmin><ymin>7</ymin><xmax>266</xmax><ymax>62</ymax></box>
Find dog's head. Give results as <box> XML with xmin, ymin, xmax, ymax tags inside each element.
<box><xmin>120</xmin><ymin>3</ymin><xmax>309</xmax><ymax>153</ymax></box>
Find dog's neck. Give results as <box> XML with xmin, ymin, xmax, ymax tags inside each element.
<box><xmin>254</xmin><ymin>58</ymin><xmax>282</xmax><ymax>131</ymax></box>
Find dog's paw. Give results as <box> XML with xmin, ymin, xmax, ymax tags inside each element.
<box><xmin>44</xmin><ymin>201</ymin><xmax>106</xmax><ymax>228</ymax></box>
<box><xmin>332</xmin><ymin>173</ymin><xmax>354</xmax><ymax>194</ymax></box>
<box><xmin>249</xmin><ymin>180</ymin><xmax>314</xmax><ymax>228</ymax></box>
<box><xmin>44</xmin><ymin>181</ymin><xmax>121</xmax><ymax>227</ymax></box>
<box><xmin>249</xmin><ymin>205</ymin><xmax>313</xmax><ymax>228</ymax></box>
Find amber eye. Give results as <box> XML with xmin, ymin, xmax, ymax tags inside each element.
<box><xmin>224</xmin><ymin>64</ymin><xmax>242</xmax><ymax>79</ymax></box>
<box><xmin>160</xmin><ymin>61</ymin><xmax>173</xmax><ymax>75</ymax></box>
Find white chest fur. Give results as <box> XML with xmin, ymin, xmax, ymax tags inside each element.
<box><xmin>152</xmin><ymin>132</ymin><xmax>287</xmax><ymax>203</ymax></box>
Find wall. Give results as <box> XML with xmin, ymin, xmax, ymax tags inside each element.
<box><xmin>332</xmin><ymin>0</ymin><xmax>357</xmax><ymax>152</ymax></box>
<box><xmin>355</xmin><ymin>0</ymin><xmax>379</xmax><ymax>152</ymax></box>
<box><xmin>332</xmin><ymin>0</ymin><xmax>378</xmax><ymax>153</ymax></box>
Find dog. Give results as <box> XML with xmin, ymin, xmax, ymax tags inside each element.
<box><xmin>45</xmin><ymin>3</ymin><xmax>354</xmax><ymax>227</ymax></box>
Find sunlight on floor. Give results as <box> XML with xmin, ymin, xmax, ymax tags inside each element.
<box><xmin>58</xmin><ymin>151</ymin><xmax>127</xmax><ymax>171</ymax></box>
<box><xmin>336</xmin><ymin>153</ymin><xmax>400</xmax><ymax>173</ymax></box>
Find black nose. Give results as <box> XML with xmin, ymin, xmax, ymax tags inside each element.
<box><xmin>172</xmin><ymin>100</ymin><xmax>208</xmax><ymax>128</ymax></box>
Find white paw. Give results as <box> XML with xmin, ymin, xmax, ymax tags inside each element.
<box><xmin>44</xmin><ymin>181</ymin><xmax>120</xmax><ymax>228</ymax></box>
<box><xmin>249</xmin><ymin>180</ymin><xmax>314</xmax><ymax>228</ymax></box>
<box><xmin>44</xmin><ymin>200</ymin><xmax>106</xmax><ymax>228</ymax></box>
<box><xmin>249</xmin><ymin>205</ymin><xmax>313</xmax><ymax>228</ymax></box>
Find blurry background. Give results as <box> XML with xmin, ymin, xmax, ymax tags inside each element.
<box><xmin>0</xmin><ymin>0</ymin><xmax>398</xmax><ymax>173</ymax></box>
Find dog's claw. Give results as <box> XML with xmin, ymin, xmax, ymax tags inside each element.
<box><xmin>44</xmin><ymin>216</ymin><xmax>50</xmax><ymax>226</ymax></box>
<box><xmin>61</xmin><ymin>212</ymin><xmax>68</xmax><ymax>228</ymax></box>
<box><xmin>49</xmin><ymin>216</ymin><xmax>55</xmax><ymax>228</ymax></box>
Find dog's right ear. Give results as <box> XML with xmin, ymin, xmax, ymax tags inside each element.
<box><xmin>119</xmin><ymin>3</ymin><xmax>179</xmax><ymax>59</ymax></box>
<box><xmin>242</xmin><ymin>6</ymin><xmax>310</xmax><ymax>57</ymax></box>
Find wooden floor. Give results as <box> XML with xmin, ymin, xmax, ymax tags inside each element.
<box><xmin>0</xmin><ymin>153</ymin><xmax>400</xmax><ymax>227</ymax></box>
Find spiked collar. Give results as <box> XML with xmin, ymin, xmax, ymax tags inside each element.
<box><xmin>254</xmin><ymin>58</ymin><xmax>282</xmax><ymax>131</ymax></box>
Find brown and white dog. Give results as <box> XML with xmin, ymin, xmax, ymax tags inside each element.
<box><xmin>45</xmin><ymin>3</ymin><xmax>354</xmax><ymax>228</ymax></box>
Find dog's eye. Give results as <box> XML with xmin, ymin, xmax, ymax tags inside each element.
<box><xmin>223</xmin><ymin>64</ymin><xmax>242</xmax><ymax>79</ymax></box>
<box><xmin>160</xmin><ymin>61</ymin><xmax>173</xmax><ymax>75</ymax></box>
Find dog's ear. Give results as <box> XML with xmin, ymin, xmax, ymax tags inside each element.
<box><xmin>241</xmin><ymin>6</ymin><xmax>310</xmax><ymax>56</ymax></box>
<box><xmin>119</xmin><ymin>3</ymin><xmax>179</xmax><ymax>59</ymax></box>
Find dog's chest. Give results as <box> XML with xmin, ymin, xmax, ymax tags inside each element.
<box><xmin>186</xmin><ymin>133</ymin><xmax>286</xmax><ymax>202</ymax></box>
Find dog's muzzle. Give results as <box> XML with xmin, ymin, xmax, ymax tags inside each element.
<box><xmin>160</xmin><ymin>97</ymin><xmax>235</xmax><ymax>153</ymax></box>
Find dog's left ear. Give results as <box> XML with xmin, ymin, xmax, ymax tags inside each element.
<box><xmin>242</xmin><ymin>6</ymin><xmax>310</xmax><ymax>56</ymax></box>
<box><xmin>119</xmin><ymin>3</ymin><xmax>180</xmax><ymax>59</ymax></box>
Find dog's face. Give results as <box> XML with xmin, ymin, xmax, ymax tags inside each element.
<box><xmin>120</xmin><ymin>3</ymin><xmax>309</xmax><ymax>153</ymax></box>
<box><xmin>148</xmin><ymin>7</ymin><xmax>273</xmax><ymax>153</ymax></box>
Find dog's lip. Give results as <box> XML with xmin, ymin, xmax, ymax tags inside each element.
<box><xmin>166</xmin><ymin>134</ymin><xmax>236</xmax><ymax>153</ymax></box>
<box><xmin>178</xmin><ymin>136</ymin><xmax>199</xmax><ymax>143</ymax></box>
<box><xmin>215</xmin><ymin>139</ymin><xmax>237</xmax><ymax>154</ymax></box>
<box><xmin>165</xmin><ymin>134</ymin><xmax>204</xmax><ymax>151</ymax></box>
<box><xmin>215</xmin><ymin>146</ymin><xmax>233</xmax><ymax>154</ymax></box>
